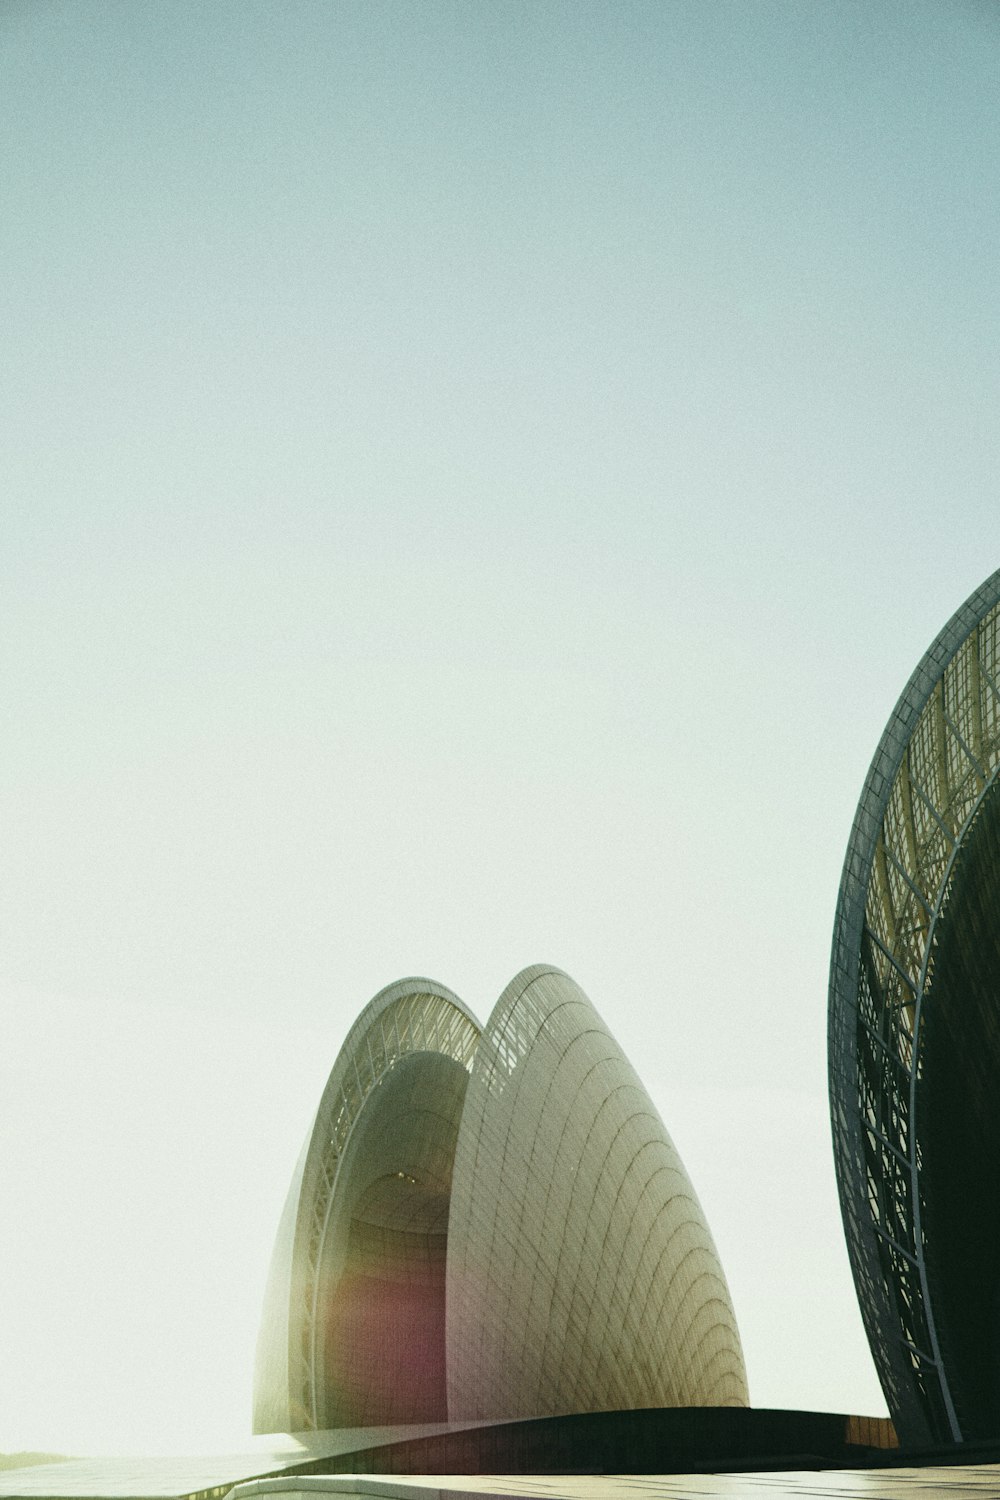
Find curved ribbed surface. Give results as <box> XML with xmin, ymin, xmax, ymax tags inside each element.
<box><xmin>253</xmin><ymin>978</ymin><xmax>481</xmax><ymax>1434</ymax></box>
<box><xmin>445</xmin><ymin>965</ymin><xmax>748</xmax><ymax>1420</ymax></box>
<box><xmin>828</xmin><ymin>568</ymin><xmax>1000</xmax><ymax>1445</ymax></box>
<box><xmin>256</xmin><ymin>964</ymin><xmax>748</xmax><ymax>1434</ymax></box>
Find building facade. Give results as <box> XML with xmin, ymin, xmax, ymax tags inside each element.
<box><xmin>254</xmin><ymin>965</ymin><xmax>748</xmax><ymax>1433</ymax></box>
<box><xmin>829</xmin><ymin>568</ymin><xmax>1000</xmax><ymax>1445</ymax></box>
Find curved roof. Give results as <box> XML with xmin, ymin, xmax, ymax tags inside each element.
<box><xmin>256</xmin><ymin>964</ymin><xmax>747</xmax><ymax>1433</ymax></box>
<box><xmin>253</xmin><ymin>978</ymin><xmax>481</xmax><ymax>1434</ymax></box>
<box><xmin>829</xmin><ymin>568</ymin><xmax>1000</xmax><ymax>1443</ymax></box>
<box><xmin>446</xmin><ymin>965</ymin><xmax>747</xmax><ymax>1419</ymax></box>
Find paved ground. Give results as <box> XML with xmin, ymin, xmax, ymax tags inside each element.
<box><xmin>228</xmin><ymin>1469</ymin><xmax>1000</xmax><ymax>1499</ymax></box>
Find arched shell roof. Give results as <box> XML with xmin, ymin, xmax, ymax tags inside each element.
<box><xmin>445</xmin><ymin>965</ymin><xmax>748</xmax><ymax>1419</ymax></box>
<box><xmin>829</xmin><ymin>568</ymin><xmax>1000</xmax><ymax>1445</ymax></box>
<box><xmin>253</xmin><ymin>978</ymin><xmax>481</xmax><ymax>1434</ymax></box>
<box><xmin>255</xmin><ymin>965</ymin><xmax>748</xmax><ymax>1434</ymax></box>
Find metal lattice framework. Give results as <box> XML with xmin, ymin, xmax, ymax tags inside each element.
<box><xmin>829</xmin><ymin>569</ymin><xmax>1000</xmax><ymax>1445</ymax></box>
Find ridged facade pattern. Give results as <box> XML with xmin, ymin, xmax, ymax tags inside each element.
<box><xmin>445</xmin><ymin>966</ymin><xmax>747</xmax><ymax>1419</ymax></box>
<box><xmin>255</xmin><ymin>965</ymin><xmax>747</xmax><ymax>1434</ymax></box>
<box><xmin>253</xmin><ymin>979</ymin><xmax>481</xmax><ymax>1434</ymax></box>
<box><xmin>829</xmin><ymin>568</ymin><xmax>1000</xmax><ymax>1445</ymax></box>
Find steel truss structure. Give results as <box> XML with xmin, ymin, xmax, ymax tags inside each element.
<box><xmin>829</xmin><ymin>568</ymin><xmax>1000</xmax><ymax>1445</ymax></box>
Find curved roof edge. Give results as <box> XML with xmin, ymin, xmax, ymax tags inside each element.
<box><xmin>446</xmin><ymin>963</ymin><xmax>748</xmax><ymax>1420</ymax></box>
<box><xmin>253</xmin><ymin>978</ymin><xmax>481</xmax><ymax>1435</ymax></box>
<box><xmin>828</xmin><ymin>567</ymin><xmax>1000</xmax><ymax>1443</ymax></box>
<box><xmin>831</xmin><ymin>568</ymin><xmax>1000</xmax><ymax>952</ymax></box>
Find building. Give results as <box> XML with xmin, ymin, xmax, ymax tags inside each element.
<box><xmin>253</xmin><ymin>964</ymin><xmax>748</xmax><ymax>1434</ymax></box>
<box><xmin>829</xmin><ymin>567</ymin><xmax>1000</xmax><ymax>1445</ymax></box>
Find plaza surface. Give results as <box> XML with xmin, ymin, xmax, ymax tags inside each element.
<box><xmin>6</xmin><ymin>1462</ymin><xmax>1000</xmax><ymax>1500</ymax></box>
<box><xmin>227</xmin><ymin>1472</ymin><xmax>1000</xmax><ymax>1498</ymax></box>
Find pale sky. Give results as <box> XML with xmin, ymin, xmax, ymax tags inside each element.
<box><xmin>3</xmin><ymin>0</ymin><xmax>1000</xmax><ymax>1458</ymax></box>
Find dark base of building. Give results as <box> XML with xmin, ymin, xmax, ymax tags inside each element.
<box><xmin>26</xmin><ymin>1410</ymin><xmax>1000</xmax><ymax>1500</ymax></box>
<box><xmin>282</xmin><ymin>1407</ymin><xmax>898</xmax><ymax>1478</ymax></box>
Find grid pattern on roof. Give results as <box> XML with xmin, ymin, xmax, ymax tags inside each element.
<box><xmin>445</xmin><ymin>966</ymin><xmax>747</xmax><ymax>1420</ymax></box>
<box><xmin>828</xmin><ymin>570</ymin><xmax>1000</xmax><ymax>1447</ymax></box>
<box><xmin>254</xmin><ymin>981</ymin><xmax>481</xmax><ymax>1434</ymax></box>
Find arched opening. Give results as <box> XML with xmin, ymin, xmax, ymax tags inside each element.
<box><xmin>313</xmin><ymin>1050</ymin><xmax>469</xmax><ymax>1427</ymax></box>
<box><xmin>920</xmin><ymin>780</ymin><xmax>1000</xmax><ymax>1438</ymax></box>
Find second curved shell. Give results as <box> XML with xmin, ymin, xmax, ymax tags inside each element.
<box><xmin>254</xmin><ymin>964</ymin><xmax>747</xmax><ymax>1432</ymax></box>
